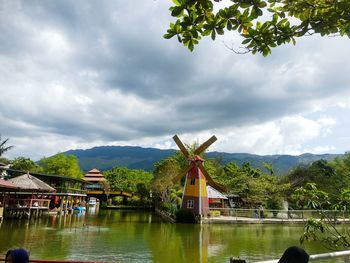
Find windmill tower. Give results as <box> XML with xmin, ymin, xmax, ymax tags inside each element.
<box><xmin>172</xmin><ymin>135</ymin><xmax>225</xmax><ymax>217</ymax></box>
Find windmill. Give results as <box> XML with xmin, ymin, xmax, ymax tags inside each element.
<box><xmin>172</xmin><ymin>135</ymin><xmax>225</xmax><ymax>217</ymax></box>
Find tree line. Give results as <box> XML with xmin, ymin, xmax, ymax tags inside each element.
<box><xmin>2</xmin><ymin>135</ymin><xmax>350</xmax><ymax>210</ymax></box>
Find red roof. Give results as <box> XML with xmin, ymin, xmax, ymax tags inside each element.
<box><xmin>0</xmin><ymin>178</ymin><xmax>18</xmax><ymax>189</ymax></box>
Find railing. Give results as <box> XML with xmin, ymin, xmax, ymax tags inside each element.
<box><xmin>0</xmin><ymin>259</ymin><xmax>115</xmax><ymax>263</ymax></box>
<box><xmin>230</xmin><ymin>250</ymin><xmax>350</xmax><ymax>262</ymax></box>
<box><xmin>6</xmin><ymin>198</ymin><xmax>51</xmax><ymax>209</ymax></box>
<box><xmin>209</xmin><ymin>208</ymin><xmax>350</xmax><ymax>221</ymax></box>
<box><xmin>1</xmin><ymin>251</ymin><xmax>349</xmax><ymax>263</ymax></box>
<box><xmin>54</xmin><ymin>187</ymin><xmax>87</xmax><ymax>194</ymax></box>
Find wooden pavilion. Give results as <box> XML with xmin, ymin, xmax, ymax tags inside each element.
<box><xmin>3</xmin><ymin>173</ymin><xmax>56</xmax><ymax>218</ymax></box>
<box><xmin>83</xmin><ymin>168</ymin><xmax>106</xmax><ymax>190</ymax></box>
<box><xmin>1</xmin><ymin>168</ymin><xmax>88</xmax><ymax>217</ymax></box>
<box><xmin>0</xmin><ymin>178</ymin><xmax>17</xmax><ymax>222</ymax></box>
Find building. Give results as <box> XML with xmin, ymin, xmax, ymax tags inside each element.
<box><xmin>207</xmin><ymin>185</ymin><xmax>229</xmax><ymax>215</ymax></box>
<box><xmin>83</xmin><ymin>168</ymin><xmax>107</xmax><ymax>191</ymax></box>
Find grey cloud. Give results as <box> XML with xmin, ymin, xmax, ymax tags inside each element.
<box><xmin>1</xmin><ymin>0</ymin><xmax>350</xmax><ymax>158</ymax></box>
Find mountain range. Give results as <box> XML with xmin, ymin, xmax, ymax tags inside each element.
<box><xmin>64</xmin><ymin>146</ymin><xmax>343</xmax><ymax>175</ymax></box>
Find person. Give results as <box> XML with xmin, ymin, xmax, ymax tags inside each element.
<box><xmin>5</xmin><ymin>250</ymin><xmax>11</xmax><ymax>263</ymax></box>
<box><xmin>278</xmin><ymin>246</ymin><xmax>309</xmax><ymax>263</ymax></box>
<box><xmin>5</xmin><ymin>248</ymin><xmax>29</xmax><ymax>263</ymax></box>
<box><xmin>259</xmin><ymin>205</ymin><xmax>264</xmax><ymax>219</ymax></box>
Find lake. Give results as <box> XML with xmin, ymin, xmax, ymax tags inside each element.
<box><xmin>0</xmin><ymin>207</ymin><xmax>346</xmax><ymax>262</ymax></box>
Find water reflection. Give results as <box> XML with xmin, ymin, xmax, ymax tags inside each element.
<box><xmin>0</xmin><ymin>210</ymin><xmax>345</xmax><ymax>262</ymax></box>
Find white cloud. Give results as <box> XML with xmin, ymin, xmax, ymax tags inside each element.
<box><xmin>209</xmin><ymin>115</ymin><xmax>337</xmax><ymax>155</ymax></box>
<box><xmin>1</xmin><ymin>0</ymin><xmax>350</xmax><ymax>160</ymax></box>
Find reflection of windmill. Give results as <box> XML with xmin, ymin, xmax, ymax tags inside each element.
<box><xmin>172</xmin><ymin>135</ymin><xmax>225</xmax><ymax>217</ymax></box>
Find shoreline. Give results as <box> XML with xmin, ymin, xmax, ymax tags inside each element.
<box><xmin>203</xmin><ymin>216</ymin><xmax>350</xmax><ymax>224</ymax></box>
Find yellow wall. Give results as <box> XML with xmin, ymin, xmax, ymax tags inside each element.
<box><xmin>184</xmin><ymin>178</ymin><xmax>207</xmax><ymax>197</ymax></box>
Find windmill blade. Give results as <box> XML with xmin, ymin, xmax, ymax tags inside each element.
<box><xmin>172</xmin><ymin>164</ymin><xmax>194</xmax><ymax>183</ymax></box>
<box><xmin>194</xmin><ymin>135</ymin><xmax>217</xmax><ymax>155</ymax></box>
<box><xmin>197</xmin><ymin>161</ymin><xmax>227</xmax><ymax>193</ymax></box>
<box><xmin>173</xmin><ymin>135</ymin><xmax>189</xmax><ymax>158</ymax></box>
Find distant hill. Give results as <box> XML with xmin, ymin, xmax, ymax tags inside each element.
<box><xmin>63</xmin><ymin>146</ymin><xmax>342</xmax><ymax>174</ymax></box>
<box><xmin>64</xmin><ymin>146</ymin><xmax>175</xmax><ymax>172</ymax></box>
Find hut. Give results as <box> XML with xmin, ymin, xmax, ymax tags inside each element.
<box><xmin>4</xmin><ymin>168</ymin><xmax>88</xmax><ymax>214</ymax></box>
<box><xmin>0</xmin><ymin>178</ymin><xmax>17</xmax><ymax>190</ymax></box>
<box><xmin>0</xmin><ymin>178</ymin><xmax>17</xmax><ymax>221</ymax></box>
<box><xmin>207</xmin><ymin>185</ymin><xmax>229</xmax><ymax>215</ymax></box>
<box><xmin>5</xmin><ymin>173</ymin><xmax>56</xmax><ymax>218</ymax></box>
<box><xmin>9</xmin><ymin>173</ymin><xmax>56</xmax><ymax>192</ymax></box>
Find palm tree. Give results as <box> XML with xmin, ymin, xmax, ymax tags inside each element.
<box><xmin>0</xmin><ymin>134</ymin><xmax>14</xmax><ymax>157</ymax></box>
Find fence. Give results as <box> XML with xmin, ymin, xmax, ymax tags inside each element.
<box><xmin>0</xmin><ymin>259</ymin><xmax>115</xmax><ymax>263</ymax></box>
<box><xmin>209</xmin><ymin>208</ymin><xmax>350</xmax><ymax>222</ymax></box>
<box><xmin>230</xmin><ymin>249</ymin><xmax>350</xmax><ymax>262</ymax></box>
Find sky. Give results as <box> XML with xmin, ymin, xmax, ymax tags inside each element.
<box><xmin>1</xmin><ymin>0</ymin><xmax>350</xmax><ymax>161</ymax></box>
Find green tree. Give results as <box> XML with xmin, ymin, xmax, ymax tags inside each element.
<box><xmin>0</xmin><ymin>157</ymin><xmax>11</xmax><ymax>165</ymax></box>
<box><xmin>220</xmin><ymin>161</ymin><xmax>249</xmax><ymax>197</ymax></box>
<box><xmin>292</xmin><ymin>183</ymin><xmax>329</xmax><ymax>210</ymax></box>
<box><xmin>285</xmin><ymin>158</ymin><xmax>349</xmax><ymax>206</ymax></box>
<box><xmin>329</xmin><ymin>153</ymin><xmax>350</xmax><ymax>189</ymax></box>
<box><xmin>152</xmin><ymin>154</ymin><xmax>183</xmax><ymax>203</ymax></box>
<box><xmin>164</xmin><ymin>0</ymin><xmax>350</xmax><ymax>55</ymax></box>
<box><xmin>219</xmin><ymin>161</ymin><xmax>287</xmax><ymax>208</ymax></box>
<box><xmin>0</xmin><ymin>134</ymin><xmax>14</xmax><ymax>157</ymax></box>
<box><xmin>11</xmin><ymin>157</ymin><xmax>43</xmax><ymax>173</ymax></box>
<box><xmin>39</xmin><ymin>154</ymin><xmax>83</xmax><ymax>178</ymax></box>
<box><xmin>104</xmin><ymin>166</ymin><xmax>153</xmax><ymax>196</ymax></box>
<box><xmin>295</xmin><ymin>183</ymin><xmax>350</xmax><ymax>250</ymax></box>
<box><xmin>263</xmin><ymin>162</ymin><xmax>274</xmax><ymax>176</ymax></box>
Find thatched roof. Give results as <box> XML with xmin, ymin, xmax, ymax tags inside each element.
<box><xmin>0</xmin><ymin>178</ymin><xmax>18</xmax><ymax>189</ymax></box>
<box><xmin>9</xmin><ymin>173</ymin><xmax>56</xmax><ymax>192</ymax></box>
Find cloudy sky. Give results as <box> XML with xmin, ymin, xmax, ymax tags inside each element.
<box><xmin>1</xmin><ymin>0</ymin><xmax>350</xmax><ymax>161</ymax></box>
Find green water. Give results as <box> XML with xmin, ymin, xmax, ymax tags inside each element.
<box><xmin>0</xmin><ymin>208</ymin><xmax>346</xmax><ymax>262</ymax></box>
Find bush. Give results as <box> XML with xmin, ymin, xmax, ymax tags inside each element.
<box><xmin>161</xmin><ymin>202</ymin><xmax>177</xmax><ymax>215</ymax></box>
<box><xmin>266</xmin><ymin>197</ymin><xmax>283</xmax><ymax>210</ymax></box>
<box><xmin>209</xmin><ymin>210</ymin><xmax>221</xmax><ymax>217</ymax></box>
<box><xmin>175</xmin><ymin>209</ymin><xmax>196</xmax><ymax>223</ymax></box>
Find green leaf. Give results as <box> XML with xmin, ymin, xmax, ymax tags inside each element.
<box><xmin>171</xmin><ymin>6</ymin><xmax>183</xmax><ymax>17</ymax></box>
<box><xmin>163</xmin><ymin>33</ymin><xmax>175</xmax><ymax>39</ymax></box>
<box><xmin>188</xmin><ymin>42</ymin><xmax>194</xmax><ymax>52</ymax></box>
<box><xmin>202</xmin><ymin>29</ymin><xmax>212</xmax><ymax>36</ymax></box>
<box><xmin>240</xmin><ymin>3</ymin><xmax>252</xmax><ymax>9</ymax></box>
<box><xmin>211</xmin><ymin>30</ymin><xmax>216</xmax><ymax>40</ymax></box>
<box><xmin>259</xmin><ymin>2</ymin><xmax>267</xmax><ymax>8</ymax></box>
<box><xmin>272</xmin><ymin>13</ymin><xmax>278</xmax><ymax>23</ymax></box>
<box><xmin>227</xmin><ymin>20</ymin><xmax>232</xmax><ymax>30</ymax></box>
<box><xmin>242</xmin><ymin>38</ymin><xmax>251</xmax><ymax>44</ymax></box>
<box><xmin>262</xmin><ymin>47</ymin><xmax>270</xmax><ymax>57</ymax></box>
<box><xmin>291</xmin><ymin>38</ymin><xmax>296</xmax><ymax>45</ymax></box>
<box><xmin>217</xmin><ymin>28</ymin><xmax>224</xmax><ymax>35</ymax></box>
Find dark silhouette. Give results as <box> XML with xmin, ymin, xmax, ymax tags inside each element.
<box><xmin>278</xmin><ymin>246</ymin><xmax>309</xmax><ymax>263</ymax></box>
<box><xmin>5</xmin><ymin>249</ymin><xmax>29</xmax><ymax>263</ymax></box>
